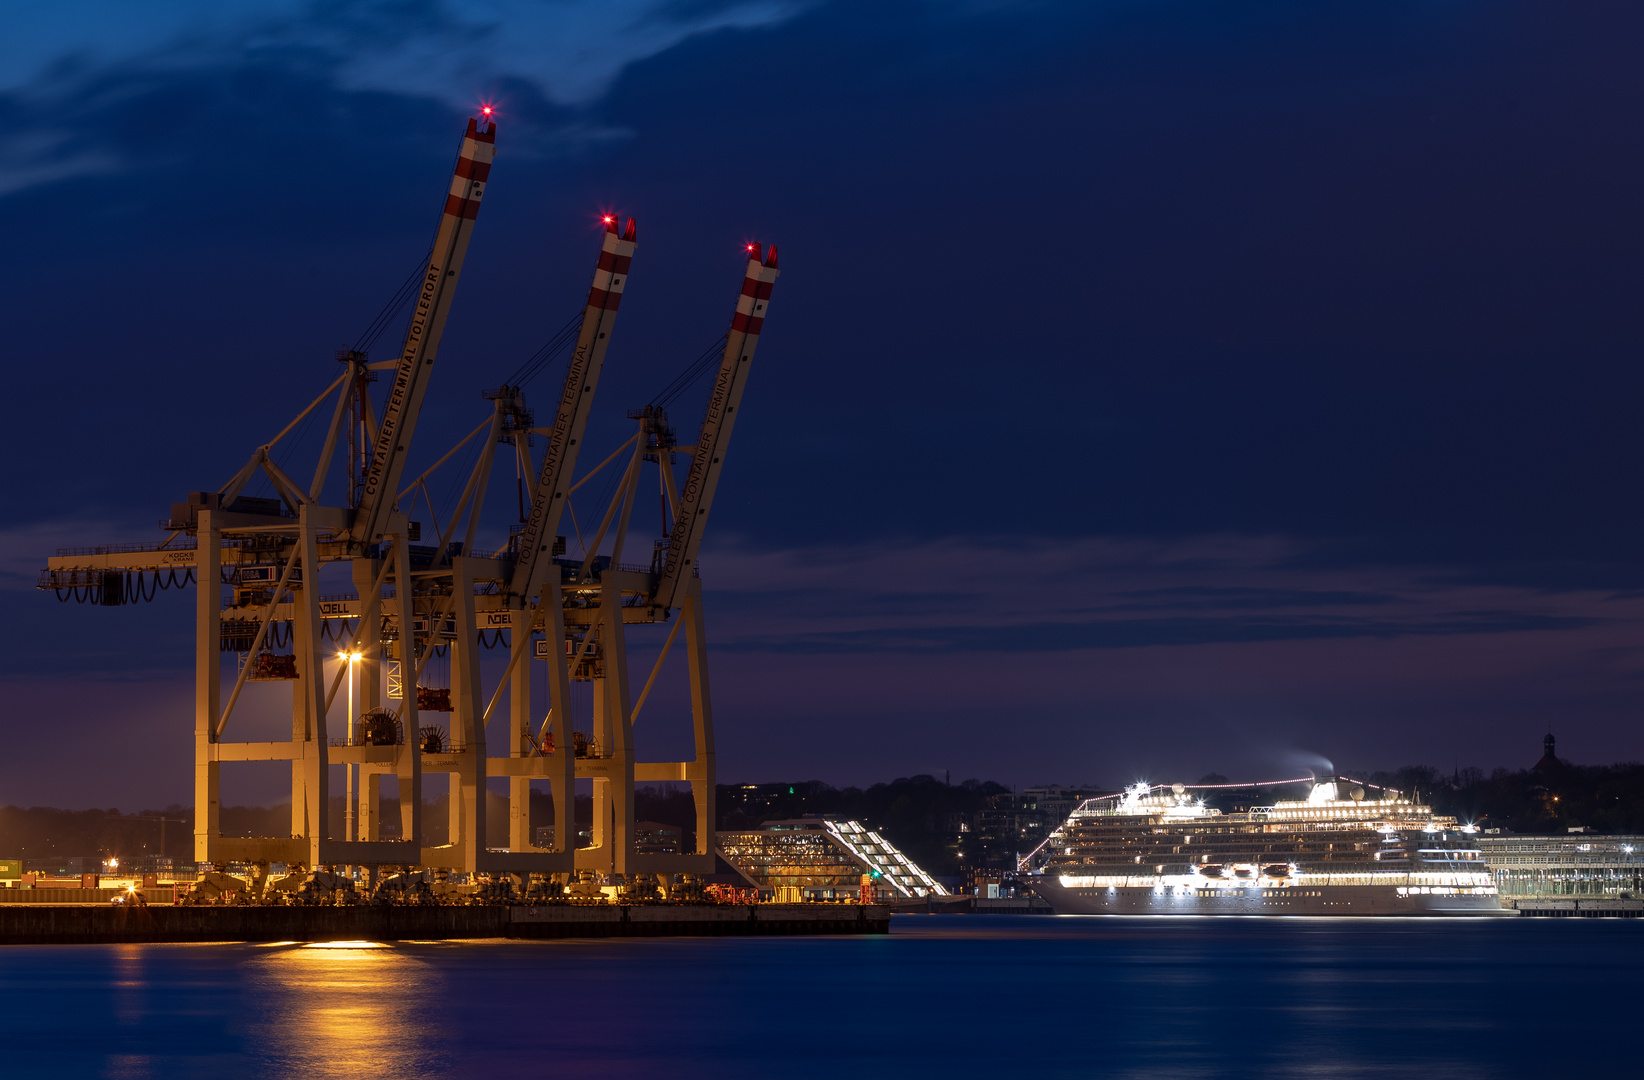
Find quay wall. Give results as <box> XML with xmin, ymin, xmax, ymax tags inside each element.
<box><xmin>1512</xmin><ymin>898</ymin><xmax>1643</xmax><ymax>918</ymax></box>
<box><xmin>0</xmin><ymin>903</ymin><xmax>889</xmax><ymax>945</ymax></box>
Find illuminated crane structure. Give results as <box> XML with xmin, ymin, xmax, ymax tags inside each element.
<box><xmin>37</xmin><ymin>114</ymin><xmax>781</xmax><ymax>883</ymax></box>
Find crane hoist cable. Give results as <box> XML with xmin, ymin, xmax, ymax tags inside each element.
<box><xmin>353</xmin><ymin>249</ymin><xmax>436</xmax><ymax>356</ymax></box>
<box><xmin>502</xmin><ymin>309</ymin><xmax>585</xmax><ymax>388</ymax></box>
<box><xmin>649</xmin><ymin>333</ymin><xmax>730</xmax><ymax>409</ymax></box>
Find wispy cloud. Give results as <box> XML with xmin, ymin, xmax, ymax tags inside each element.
<box><xmin>697</xmin><ymin>533</ymin><xmax>1638</xmax><ymax>654</ymax></box>
<box><xmin>4</xmin><ymin>1</ymin><xmax>811</xmax><ymax>105</ymax></box>
<box><xmin>0</xmin><ymin>130</ymin><xmax>120</xmax><ymax>198</ymax></box>
<box><xmin>0</xmin><ymin>0</ymin><xmax>812</xmax><ymax>192</ymax></box>
<box><xmin>0</xmin><ymin>517</ymin><xmax>155</xmax><ymax>589</ymax></box>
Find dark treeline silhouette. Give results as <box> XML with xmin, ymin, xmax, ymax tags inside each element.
<box><xmin>0</xmin><ymin>778</ymin><xmax>1008</xmax><ymax>870</ymax></box>
<box><xmin>0</xmin><ymin>787</ymin><xmax>696</xmax><ymax>864</ymax></box>
<box><xmin>713</xmin><ymin>776</ymin><xmax>1016</xmax><ymax>876</ymax></box>
<box><xmin>1361</xmin><ymin>760</ymin><xmax>1644</xmax><ymax>834</ymax></box>
<box><xmin>0</xmin><ymin>804</ymin><xmax>266</xmax><ymax>865</ymax></box>
<box><xmin>9</xmin><ymin>759</ymin><xmax>1641</xmax><ymax>867</ymax></box>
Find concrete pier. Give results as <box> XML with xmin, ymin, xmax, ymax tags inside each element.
<box><xmin>0</xmin><ymin>903</ymin><xmax>890</xmax><ymax>945</ymax></box>
<box><xmin>1512</xmin><ymin>898</ymin><xmax>1643</xmax><ymax>918</ymax></box>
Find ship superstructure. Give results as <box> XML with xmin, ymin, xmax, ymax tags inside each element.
<box><xmin>1022</xmin><ymin>778</ymin><xmax>1508</xmax><ymax>916</ymax></box>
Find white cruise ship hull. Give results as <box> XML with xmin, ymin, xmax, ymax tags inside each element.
<box><xmin>1030</xmin><ymin>876</ymin><xmax>1514</xmax><ymax>917</ymax></box>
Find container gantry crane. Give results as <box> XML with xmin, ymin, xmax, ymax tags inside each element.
<box><xmin>38</xmin><ymin>111</ymin><xmax>783</xmax><ymax>889</ymax></box>
<box><xmin>385</xmin><ymin>236</ymin><xmax>780</xmax><ymax>880</ymax></box>
<box><xmin>569</xmin><ymin>241</ymin><xmax>782</xmax><ymax>875</ymax></box>
<box><xmin>36</xmin><ymin>114</ymin><xmax>493</xmax><ymax>872</ymax></box>
<box><xmin>495</xmin><ymin>215</ymin><xmax>636</xmax><ymax>866</ymax></box>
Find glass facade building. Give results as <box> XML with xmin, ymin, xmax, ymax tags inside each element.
<box><xmin>716</xmin><ymin>818</ymin><xmax>948</xmax><ymax>898</ymax></box>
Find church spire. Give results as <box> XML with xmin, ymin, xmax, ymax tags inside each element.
<box><xmin>1534</xmin><ymin>731</ymin><xmax>1559</xmax><ymax>772</ymax></box>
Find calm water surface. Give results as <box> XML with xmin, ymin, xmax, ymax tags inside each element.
<box><xmin>0</xmin><ymin>915</ymin><xmax>1636</xmax><ymax>1078</ymax></box>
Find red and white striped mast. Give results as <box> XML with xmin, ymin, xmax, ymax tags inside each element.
<box><xmin>508</xmin><ymin>214</ymin><xmax>639</xmax><ymax>601</ymax></box>
<box><xmin>351</xmin><ymin>112</ymin><xmax>497</xmax><ymax>546</ymax></box>
<box><xmin>650</xmin><ymin>242</ymin><xmax>780</xmax><ymax>614</ymax></box>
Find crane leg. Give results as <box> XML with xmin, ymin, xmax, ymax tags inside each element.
<box><xmin>684</xmin><ymin>578</ymin><xmax>717</xmax><ymax>857</ymax></box>
<box><xmin>296</xmin><ymin>508</ymin><xmax>329</xmax><ymax>866</ymax></box>
<box><xmin>450</xmin><ymin>555</ymin><xmax>486</xmax><ymax>871</ymax></box>
<box><xmin>600</xmin><ymin>578</ymin><xmax>636</xmax><ymax>877</ymax></box>
<box><xmin>508</xmin><ymin>606</ymin><xmax>533</xmax><ymax>850</ymax></box>
<box><xmin>194</xmin><ymin>509</ymin><xmax>221</xmax><ymax>864</ymax></box>
<box><xmin>543</xmin><ymin>581</ymin><xmax>575</xmax><ymax>856</ymax></box>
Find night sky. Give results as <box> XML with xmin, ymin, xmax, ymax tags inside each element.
<box><xmin>4</xmin><ymin>0</ymin><xmax>1643</xmax><ymax>809</ymax></box>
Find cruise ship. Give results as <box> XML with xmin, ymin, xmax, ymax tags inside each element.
<box><xmin>1022</xmin><ymin>778</ymin><xmax>1510</xmax><ymax>916</ymax></box>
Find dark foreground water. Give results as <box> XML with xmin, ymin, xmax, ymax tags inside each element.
<box><xmin>1</xmin><ymin>915</ymin><xmax>1637</xmax><ymax>1078</ymax></box>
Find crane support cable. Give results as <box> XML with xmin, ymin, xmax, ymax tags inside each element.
<box><xmin>649</xmin><ymin>333</ymin><xmax>730</xmax><ymax>409</ymax></box>
<box><xmin>502</xmin><ymin>309</ymin><xmax>586</xmax><ymax>388</ymax></box>
<box><xmin>353</xmin><ymin>249</ymin><xmax>437</xmax><ymax>355</ymax></box>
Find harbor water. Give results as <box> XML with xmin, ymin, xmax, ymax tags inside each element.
<box><xmin>1</xmin><ymin>914</ymin><xmax>1636</xmax><ymax>1077</ymax></box>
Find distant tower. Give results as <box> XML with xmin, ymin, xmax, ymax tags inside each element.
<box><xmin>1534</xmin><ymin>731</ymin><xmax>1559</xmax><ymax>772</ymax></box>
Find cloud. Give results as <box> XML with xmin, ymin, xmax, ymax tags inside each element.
<box><xmin>0</xmin><ymin>130</ymin><xmax>120</xmax><ymax>198</ymax></box>
<box><xmin>0</xmin><ymin>517</ymin><xmax>158</xmax><ymax>588</ymax></box>
<box><xmin>4</xmin><ymin>1</ymin><xmax>811</xmax><ymax>105</ymax></box>
<box><xmin>697</xmin><ymin>533</ymin><xmax>1639</xmax><ymax>654</ymax></box>
<box><xmin>0</xmin><ymin>0</ymin><xmax>812</xmax><ymax>192</ymax></box>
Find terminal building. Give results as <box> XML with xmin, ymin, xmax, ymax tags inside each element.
<box><xmin>1477</xmin><ymin>834</ymin><xmax>1642</xmax><ymax>901</ymax></box>
<box><xmin>716</xmin><ymin>818</ymin><xmax>948</xmax><ymax>900</ymax></box>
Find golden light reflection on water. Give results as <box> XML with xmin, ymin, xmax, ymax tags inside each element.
<box><xmin>108</xmin><ymin>945</ymin><xmax>154</xmax><ymax>1080</ymax></box>
<box><xmin>250</xmin><ymin>943</ymin><xmax>443</xmax><ymax>1077</ymax></box>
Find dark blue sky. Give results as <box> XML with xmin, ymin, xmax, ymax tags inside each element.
<box><xmin>4</xmin><ymin>0</ymin><xmax>1643</xmax><ymax>807</ymax></box>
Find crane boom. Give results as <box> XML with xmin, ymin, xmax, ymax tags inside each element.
<box><xmin>351</xmin><ymin>115</ymin><xmax>497</xmax><ymax>544</ymax></box>
<box><xmin>651</xmin><ymin>244</ymin><xmax>780</xmax><ymax>613</ymax></box>
<box><xmin>507</xmin><ymin>216</ymin><xmax>639</xmax><ymax>599</ymax></box>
